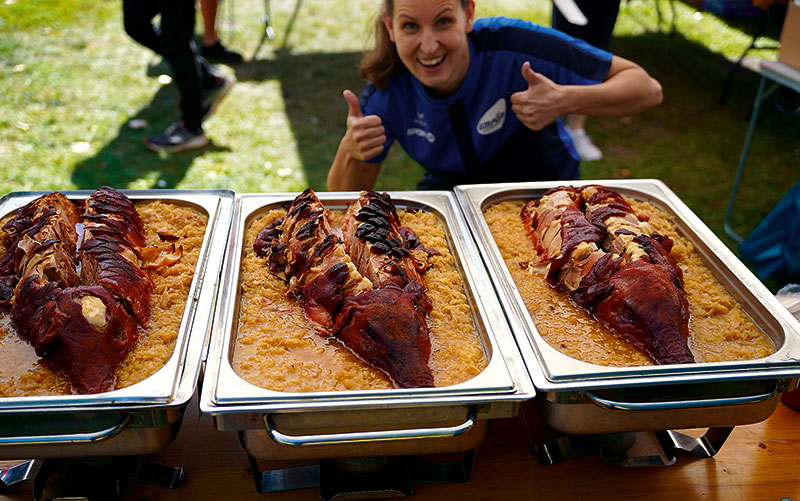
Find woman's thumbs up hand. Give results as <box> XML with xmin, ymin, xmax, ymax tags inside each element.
<box><xmin>511</xmin><ymin>61</ymin><xmax>566</xmax><ymax>131</ymax></box>
<box><xmin>342</xmin><ymin>89</ymin><xmax>386</xmax><ymax>161</ymax></box>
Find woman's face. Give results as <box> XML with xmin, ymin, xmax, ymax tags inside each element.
<box><xmin>383</xmin><ymin>0</ymin><xmax>475</xmax><ymax>98</ymax></box>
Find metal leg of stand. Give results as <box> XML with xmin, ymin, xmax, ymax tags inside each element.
<box><xmin>720</xmin><ymin>10</ymin><xmax>768</xmax><ymax>105</ymax></box>
<box><xmin>535</xmin><ymin>432</ymin><xmax>677</xmax><ymax>467</ymax></box>
<box><xmin>0</xmin><ymin>460</ymin><xmax>43</xmax><ymax>489</ymax></box>
<box><xmin>724</xmin><ymin>75</ymin><xmax>782</xmax><ymax>242</ymax></box>
<box><xmin>279</xmin><ymin>0</ymin><xmax>304</xmax><ymax>50</ymax></box>
<box><xmin>127</xmin><ymin>457</ymin><xmax>186</xmax><ymax>489</ymax></box>
<box><xmin>535</xmin><ymin>427</ymin><xmax>735</xmax><ymax>467</ymax></box>
<box><xmin>248</xmin><ymin>451</ymin><xmax>476</xmax><ymax>497</ymax></box>
<box><xmin>247</xmin><ymin>455</ymin><xmax>320</xmax><ymax>494</ymax></box>
<box><xmin>319</xmin><ymin>457</ymin><xmax>413</xmax><ymax>500</ymax></box>
<box><xmin>1</xmin><ymin>457</ymin><xmax>184</xmax><ymax>500</ymax></box>
<box><xmin>252</xmin><ymin>0</ymin><xmax>304</xmax><ymax>56</ymax></box>
<box><xmin>666</xmin><ymin>426</ymin><xmax>735</xmax><ymax>457</ymax></box>
<box><xmin>253</xmin><ymin>0</ymin><xmax>275</xmax><ymax>59</ymax></box>
<box><xmin>410</xmin><ymin>449</ymin><xmax>476</xmax><ymax>484</ymax></box>
<box><xmin>534</xmin><ymin>434</ymin><xmax>599</xmax><ymax>465</ymax></box>
<box><xmin>600</xmin><ymin>431</ymin><xmax>677</xmax><ymax>467</ymax></box>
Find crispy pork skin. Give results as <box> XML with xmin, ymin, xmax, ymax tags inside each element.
<box><xmin>341</xmin><ymin>191</ymin><xmax>430</xmax><ymax>291</ymax></box>
<box><xmin>521</xmin><ymin>186</ymin><xmax>694</xmax><ymax>365</ymax></box>
<box><xmin>574</xmin><ymin>258</ymin><xmax>693</xmax><ymax>365</ymax></box>
<box><xmin>0</xmin><ymin>186</ymin><xmax>161</xmax><ymax>393</ymax></box>
<box><xmin>254</xmin><ymin>188</ymin><xmax>435</xmax><ymax>388</ymax></box>
<box><xmin>255</xmin><ymin>188</ymin><xmax>372</xmax><ymax>329</ymax></box>
<box><xmin>80</xmin><ymin>186</ymin><xmax>154</xmax><ymax>324</ymax></box>
<box><xmin>0</xmin><ymin>193</ymin><xmax>82</xmax><ymax>308</ymax></box>
<box><xmin>333</xmin><ymin>283</ymin><xmax>434</xmax><ymax>388</ymax></box>
<box><xmin>79</xmin><ymin>233</ymin><xmax>153</xmax><ymax>325</ymax></box>
<box><xmin>19</xmin><ymin>286</ymin><xmax>138</xmax><ymax>394</ymax></box>
<box><xmin>83</xmin><ymin>185</ymin><xmax>146</xmax><ymax>247</ymax></box>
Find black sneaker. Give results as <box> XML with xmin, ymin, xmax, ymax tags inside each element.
<box><xmin>201</xmin><ymin>41</ymin><xmax>243</xmax><ymax>64</ymax></box>
<box><xmin>144</xmin><ymin>121</ymin><xmax>208</xmax><ymax>153</ymax></box>
<box><xmin>201</xmin><ymin>74</ymin><xmax>235</xmax><ymax>122</ymax></box>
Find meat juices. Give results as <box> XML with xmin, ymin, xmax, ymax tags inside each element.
<box><xmin>0</xmin><ymin>187</ymin><xmax>158</xmax><ymax>394</ymax></box>
<box><xmin>254</xmin><ymin>188</ymin><xmax>435</xmax><ymax>388</ymax></box>
<box><xmin>521</xmin><ymin>185</ymin><xmax>694</xmax><ymax>365</ymax></box>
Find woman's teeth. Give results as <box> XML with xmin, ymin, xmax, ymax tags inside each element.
<box><xmin>419</xmin><ymin>55</ymin><xmax>445</xmax><ymax>67</ymax></box>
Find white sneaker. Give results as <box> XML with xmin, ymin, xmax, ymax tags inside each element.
<box><xmin>567</xmin><ymin>127</ymin><xmax>603</xmax><ymax>162</ymax></box>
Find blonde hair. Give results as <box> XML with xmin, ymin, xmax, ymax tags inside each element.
<box><xmin>360</xmin><ymin>0</ymin><xmax>472</xmax><ymax>89</ymax></box>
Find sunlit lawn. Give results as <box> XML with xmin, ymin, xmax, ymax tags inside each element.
<box><xmin>1</xmin><ymin>0</ymin><xmax>798</xmax><ymax>264</ymax></box>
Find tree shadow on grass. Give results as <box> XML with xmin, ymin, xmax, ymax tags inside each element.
<box><xmin>70</xmin><ymin>84</ymin><xmax>229</xmax><ymax>190</ymax></box>
<box><xmin>229</xmin><ymin>48</ymin><xmax>423</xmax><ymax>191</ymax></box>
<box><xmin>230</xmin><ymin>48</ymin><xmax>365</xmax><ymax>190</ymax></box>
<box><xmin>589</xmin><ymin>27</ymin><xmax>799</xmax><ymax>246</ymax></box>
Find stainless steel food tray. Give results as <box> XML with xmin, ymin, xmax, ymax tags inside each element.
<box><xmin>201</xmin><ymin>191</ymin><xmax>534</xmax><ymax>459</ymax></box>
<box><xmin>0</xmin><ymin>189</ymin><xmax>234</xmax><ymax>458</ymax></box>
<box><xmin>455</xmin><ymin>179</ymin><xmax>800</xmax><ymax>433</ymax></box>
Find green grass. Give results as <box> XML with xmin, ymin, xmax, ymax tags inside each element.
<box><xmin>1</xmin><ymin>0</ymin><xmax>798</xmax><ymax>285</ymax></box>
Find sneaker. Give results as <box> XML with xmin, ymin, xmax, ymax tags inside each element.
<box><xmin>567</xmin><ymin>127</ymin><xmax>603</xmax><ymax>162</ymax></box>
<box><xmin>144</xmin><ymin>121</ymin><xmax>208</xmax><ymax>153</ymax></box>
<box><xmin>201</xmin><ymin>73</ymin><xmax>235</xmax><ymax>122</ymax></box>
<box><xmin>201</xmin><ymin>41</ymin><xmax>243</xmax><ymax>64</ymax></box>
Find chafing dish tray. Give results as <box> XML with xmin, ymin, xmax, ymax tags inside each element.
<box><xmin>455</xmin><ymin>179</ymin><xmax>800</xmax><ymax>434</ymax></box>
<box><xmin>0</xmin><ymin>189</ymin><xmax>233</xmax><ymax>459</ymax></box>
<box><xmin>200</xmin><ymin>191</ymin><xmax>534</xmax><ymax>460</ymax></box>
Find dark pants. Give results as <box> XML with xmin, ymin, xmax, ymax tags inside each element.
<box><xmin>123</xmin><ymin>0</ymin><xmax>214</xmax><ymax>130</ymax></box>
<box><xmin>552</xmin><ymin>0</ymin><xmax>620</xmax><ymax>51</ymax></box>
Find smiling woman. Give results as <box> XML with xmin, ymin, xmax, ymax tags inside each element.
<box><xmin>326</xmin><ymin>0</ymin><xmax>663</xmax><ymax>192</ymax></box>
<box><xmin>375</xmin><ymin>0</ymin><xmax>475</xmax><ymax>97</ymax></box>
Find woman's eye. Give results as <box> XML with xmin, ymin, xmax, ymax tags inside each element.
<box><xmin>436</xmin><ymin>17</ymin><xmax>453</xmax><ymax>28</ymax></box>
<box><xmin>402</xmin><ymin>21</ymin><xmax>418</xmax><ymax>31</ymax></box>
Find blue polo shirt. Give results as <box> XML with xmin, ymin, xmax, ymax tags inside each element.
<box><xmin>360</xmin><ymin>16</ymin><xmax>613</xmax><ymax>189</ymax></box>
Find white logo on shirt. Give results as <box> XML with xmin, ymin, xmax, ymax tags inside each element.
<box><xmin>477</xmin><ymin>98</ymin><xmax>506</xmax><ymax>135</ymax></box>
<box><xmin>407</xmin><ymin>127</ymin><xmax>436</xmax><ymax>143</ymax></box>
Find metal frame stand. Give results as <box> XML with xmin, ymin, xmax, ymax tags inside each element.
<box><xmin>720</xmin><ymin>7</ymin><xmax>780</xmax><ymax>105</ymax></box>
<box><xmin>0</xmin><ymin>457</ymin><xmax>184</xmax><ymax>500</ymax></box>
<box><xmin>253</xmin><ymin>0</ymin><xmax>305</xmax><ymax>58</ymax></box>
<box><xmin>253</xmin><ymin>0</ymin><xmax>276</xmax><ymax>59</ymax></box>
<box><xmin>534</xmin><ymin>427</ymin><xmax>734</xmax><ymax>467</ymax></box>
<box><xmin>248</xmin><ymin>450</ymin><xmax>476</xmax><ymax>500</ymax></box>
<box><xmin>724</xmin><ymin>60</ymin><xmax>800</xmax><ymax>242</ymax></box>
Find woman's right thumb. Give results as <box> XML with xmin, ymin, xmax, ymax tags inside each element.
<box><xmin>343</xmin><ymin>90</ymin><xmax>363</xmax><ymax>118</ymax></box>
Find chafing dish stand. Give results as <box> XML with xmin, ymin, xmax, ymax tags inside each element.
<box><xmin>520</xmin><ymin>401</ymin><xmax>735</xmax><ymax>467</ymax></box>
<box><xmin>1</xmin><ymin>456</ymin><xmax>184</xmax><ymax>499</ymax></box>
<box><xmin>532</xmin><ymin>428</ymin><xmax>734</xmax><ymax>467</ymax></box>
<box><xmin>247</xmin><ymin>450</ymin><xmax>476</xmax><ymax>499</ymax></box>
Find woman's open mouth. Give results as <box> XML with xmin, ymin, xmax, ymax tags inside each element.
<box><xmin>418</xmin><ymin>55</ymin><xmax>446</xmax><ymax>71</ymax></box>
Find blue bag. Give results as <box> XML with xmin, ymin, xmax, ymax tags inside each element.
<box><xmin>738</xmin><ymin>181</ymin><xmax>800</xmax><ymax>283</ymax></box>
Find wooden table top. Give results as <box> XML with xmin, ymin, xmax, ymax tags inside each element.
<box><xmin>3</xmin><ymin>394</ymin><xmax>800</xmax><ymax>500</ymax></box>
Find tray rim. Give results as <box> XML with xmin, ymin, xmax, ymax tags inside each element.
<box><xmin>200</xmin><ymin>190</ymin><xmax>535</xmax><ymax>418</ymax></box>
<box><xmin>453</xmin><ymin>179</ymin><xmax>800</xmax><ymax>392</ymax></box>
<box><xmin>0</xmin><ymin>188</ymin><xmax>234</xmax><ymax>413</ymax></box>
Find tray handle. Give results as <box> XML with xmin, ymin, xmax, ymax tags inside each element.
<box><xmin>0</xmin><ymin>414</ymin><xmax>131</xmax><ymax>446</ymax></box>
<box><xmin>583</xmin><ymin>387</ymin><xmax>777</xmax><ymax>412</ymax></box>
<box><xmin>264</xmin><ymin>407</ymin><xmax>476</xmax><ymax>447</ymax></box>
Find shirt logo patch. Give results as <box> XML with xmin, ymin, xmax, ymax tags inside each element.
<box><xmin>477</xmin><ymin>98</ymin><xmax>506</xmax><ymax>136</ymax></box>
<box><xmin>407</xmin><ymin>127</ymin><xmax>436</xmax><ymax>143</ymax></box>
